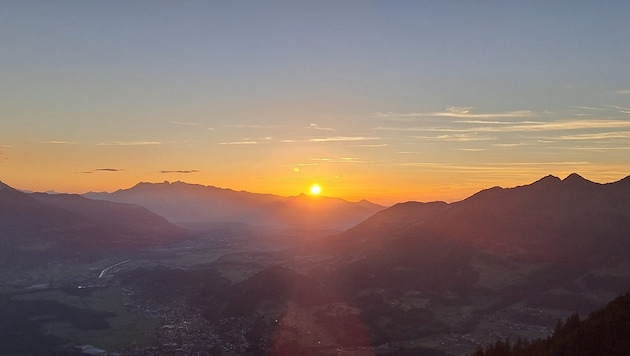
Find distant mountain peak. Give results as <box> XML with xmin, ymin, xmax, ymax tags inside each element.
<box><xmin>538</xmin><ymin>174</ymin><xmax>561</xmax><ymax>183</ymax></box>
<box><xmin>562</xmin><ymin>173</ymin><xmax>597</xmax><ymax>187</ymax></box>
<box><xmin>563</xmin><ymin>172</ymin><xmax>586</xmax><ymax>181</ymax></box>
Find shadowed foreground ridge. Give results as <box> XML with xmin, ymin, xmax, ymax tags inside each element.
<box><xmin>471</xmin><ymin>292</ymin><xmax>630</xmax><ymax>356</ymax></box>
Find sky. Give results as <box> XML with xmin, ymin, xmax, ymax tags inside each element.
<box><xmin>1</xmin><ymin>1</ymin><xmax>629</xmax><ymax>205</ymax></box>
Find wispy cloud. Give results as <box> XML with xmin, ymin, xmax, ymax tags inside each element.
<box><xmin>375</xmin><ymin>107</ymin><xmax>533</xmax><ymax>119</ymax></box>
<box><xmin>282</xmin><ymin>163</ymin><xmax>319</xmax><ymax>167</ymax></box>
<box><xmin>228</xmin><ymin>124</ymin><xmax>260</xmax><ymax>128</ymax></box>
<box><xmin>574</xmin><ymin>105</ymin><xmax>630</xmax><ymax>115</ymax></box>
<box><xmin>458</xmin><ymin>148</ymin><xmax>489</xmax><ymax>151</ymax></box>
<box><xmin>307</xmin><ymin>123</ymin><xmax>334</xmax><ymax>131</ymax></box>
<box><xmin>96</xmin><ymin>141</ymin><xmax>162</xmax><ymax>146</ymax></box>
<box><xmin>557</xmin><ymin>131</ymin><xmax>630</xmax><ymax>140</ymax></box>
<box><xmin>573</xmin><ymin>105</ymin><xmax>609</xmax><ymax>112</ymax></box>
<box><xmin>0</xmin><ymin>144</ymin><xmax>11</xmax><ymax>156</ymax></box>
<box><xmin>413</xmin><ymin>133</ymin><xmax>496</xmax><ymax>142</ymax></box>
<box><xmin>158</xmin><ymin>170</ymin><xmax>200</xmax><ymax>174</ymax></box>
<box><xmin>356</xmin><ymin>143</ymin><xmax>389</xmax><ymax>147</ymax></box>
<box><xmin>614</xmin><ymin>89</ymin><xmax>630</xmax><ymax>95</ymax></box>
<box><xmin>311</xmin><ymin>157</ymin><xmax>368</xmax><ymax>163</ymax></box>
<box><xmin>218</xmin><ymin>140</ymin><xmax>258</xmax><ymax>145</ymax></box>
<box><xmin>397</xmin><ymin>161</ymin><xmax>592</xmax><ymax>172</ymax></box>
<box><xmin>308</xmin><ymin>136</ymin><xmax>380</xmax><ymax>142</ymax></box>
<box><xmin>171</xmin><ymin>121</ymin><xmax>200</xmax><ymax>126</ymax></box>
<box><xmin>43</xmin><ymin>140</ymin><xmax>76</xmax><ymax>144</ymax></box>
<box><xmin>228</xmin><ymin>124</ymin><xmax>285</xmax><ymax>129</ymax></box>
<box><xmin>561</xmin><ymin>146</ymin><xmax>630</xmax><ymax>151</ymax></box>
<box><xmin>79</xmin><ymin>168</ymin><xmax>125</xmax><ymax>173</ymax></box>
<box><xmin>376</xmin><ymin>119</ymin><xmax>630</xmax><ymax>134</ymax></box>
<box><xmin>492</xmin><ymin>143</ymin><xmax>527</xmax><ymax>148</ymax></box>
<box><xmin>605</xmin><ymin>105</ymin><xmax>630</xmax><ymax>114</ymax></box>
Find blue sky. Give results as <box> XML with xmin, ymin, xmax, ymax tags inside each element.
<box><xmin>1</xmin><ymin>1</ymin><xmax>629</xmax><ymax>204</ymax></box>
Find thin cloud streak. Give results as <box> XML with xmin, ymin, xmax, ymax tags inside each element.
<box><xmin>605</xmin><ymin>105</ymin><xmax>630</xmax><ymax>114</ymax></box>
<box><xmin>308</xmin><ymin>123</ymin><xmax>335</xmax><ymax>131</ymax></box>
<box><xmin>397</xmin><ymin>161</ymin><xmax>593</xmax><ymax>173</ymax></box>
<box><xmin>311</xmin><ymin>157</ymin><xmax>369</xmax><ymax>163</ymax></box>
<box><xmin>228</xmin><ymin>124</ymin><xmax>285</xmax><ymax>129</ymax></box>
<box><xmin>171</xmin><ymin>121</ymin><xmax>200</xmax><ymax>126</ymax></box>
<box><xmin>412</xmin><ymin>134</ymin><xmax>496</xmax><ymax>142</ymax></box>
<box><xmin>375</xmin><ymin>119</ymin><xmax>630</xmax><ymax>134</ymax></box>
<box><xmin>79</xmin><ymin>168</ymin><xmax>125</xmax><ymax>173</ymax></box>
<box><xmin>356</xmin><ymin>143</ymin><xmax>389</xmax><ymax>147</ymax></box>
<box><xmin>43</xmin><ymin>140</ymin><xmax>76</xmax><ymax>144</ymax></box>
<box><xmin>308</xmin><ymin>136</ymin><xmax>380</xmax><ymax>142</ymax></box>
<box><xmin>158</xmin><ymin>170</ymin><xmax>200</xmax><ymax>174</ymax></box>
<box><xmin>218</xmin><ymin>140</ymin><xmax>258</xmax><ymax>145</ymax></box>
<box><xmin>375</xmin><ymin>107</ymin><xmax>533</xmax><ymax>119</ymax></box>
<box><xmin>557</xmin><ymin>131</ymin><xmax>630</xmax><ymax>140</ymax></box>
<box><xmin>561</xmin><ymin>146</ymin><xmax>630</xmax><ymax>151</ymax></box>
<box><xmin>96</xmin><ymin>141</ymin><xmax>162</xmax><ymax>146</ymax></box>
<box><xmin>95</xmin><ymin>168</ymin><xmax>124</xmax><ymax>172</ymax></box>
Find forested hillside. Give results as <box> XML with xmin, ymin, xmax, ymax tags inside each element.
<box><xmin>472</xmin><ymin>292</ymin><xmax>630</xmax><ymax>356</ymax></box>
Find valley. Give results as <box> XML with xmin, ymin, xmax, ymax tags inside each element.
<box><xmin>1</xmin><ymin>174</ymin><xmax>630</xmax><ymax>355</ymax></box>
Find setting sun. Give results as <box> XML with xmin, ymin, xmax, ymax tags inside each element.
<box><xmin>310</xmin><ymin>183</ymin><xmax>322</xmax><ymax>195</ymax></box>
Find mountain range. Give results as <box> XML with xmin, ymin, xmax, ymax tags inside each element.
<box><xmin>299</xmin><ymin>173</ymin><xmax>630</xmax><ymax>297</ymax></box>
<box><xmin>338</xmin><ymin>173</ymin><xmax>630</xmax><ymax>263</ymax></box>
<box><xmin>2</xmin><ymin>173</ymin><xmax>630</xmax><ymax>353</ymax></box>
<box><xmin>0</xmin><ymin>181</ymin><xmax>187</xmax><ymax>265</ymax></box>
<box><xmin>84</xmin><ymin>181</ymin><xmax>384</xmax><ymax>230</ymax></box>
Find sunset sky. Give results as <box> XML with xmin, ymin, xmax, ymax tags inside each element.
<box><xmin>1</xmin><ymin>1</ymin><xmax>629</xmax><ymax>205</ymax></box>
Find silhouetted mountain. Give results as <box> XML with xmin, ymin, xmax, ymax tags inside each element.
<box><xmin>85</xmin><ymin>181</ymin><xmax>384</xmax><ymax>230</ymax></box>
<box><xmin>336</xmin><ymin>173</ymin><xmax>630</xmax><ymax>264</ymax></box>
<box><xmin>292</xmin><ymin>173</ymin><xmax>630</xmax><ymax>347</ymax></box>
<box><xmin>0</xmin><ymin>181</ymin><xmax>188</xmax><ymax>265</ymax></box>
<box><xmin>30</xmin><ymin>192</ymin><xmax>187</xmax><ymax>243</ymax></box>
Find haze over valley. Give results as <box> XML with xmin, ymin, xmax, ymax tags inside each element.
<box><xmin>2</xmin><ymin>174</ymin><xmax>630</xmax><ymax>355</ymax></box>
<box><xmin>2</xmin><ymin>2</ymin><xmax>630</xmax><ymax>355</ymax></box>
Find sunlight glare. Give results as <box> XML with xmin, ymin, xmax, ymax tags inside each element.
<box><xmin>310</xmin><ymin>183</ymin><xmax>322</xmax><ymax>195</ymax></box>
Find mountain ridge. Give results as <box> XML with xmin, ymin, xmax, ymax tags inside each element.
<box><xmin>0</xmin><ymin>181</ymin><xmax>188</xmax><ymax>265</ymax></box>
<box><xmin>84</xmin><ymin>180</ymin><xmax>385</xmax><ymax>230</ymax></box>
<box><xmin>331</xmin><ymin>173</ymin><xmax>630</xmax><ymax>265</ymax></box>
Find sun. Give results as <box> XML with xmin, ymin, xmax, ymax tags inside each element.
<box><xmin>309</xmin><ymin>183</ymin><xmax>322</xmax><ymax>195</ymax></box>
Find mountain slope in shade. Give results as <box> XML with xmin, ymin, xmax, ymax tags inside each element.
<box><xmin>85</xmin><ymin>181</ymin><xmax>384</xmax><ymax>230</ymax></box>
<box><xmin>473</xmin><ymin>292</ymin><xmax>630</xmax><ymax>356</ymax></box>
<box><xmin>29</xmin><ymin>192</ymin><xmax>187</xmax><ymax>241</ymax></box>
<box><xmin>294</xmin><ymin>173</ymin><xmax>630</xmax><ymax>303</ymax></box>
<box><xmin>337</xmin><ymin>173</ymin><xmax>630</xmax><ymax>264</ymax></box>
<box><xmin>0</xmin><ymin>181</ymin><xmax>188</xmax><ymax>265</ymax></box>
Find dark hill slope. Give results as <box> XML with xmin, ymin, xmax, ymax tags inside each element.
<box><xmin>472</xmin><ymin>292</ymin><xmax>630</xmax><ymax>356</ymax></box>
<box><xmin>0</xmin><ymin>181</ymin><xmax>188</xmax><ymax>265</ymax></box>
<box><xmin>29</xmin><ymin>192</ymin><xmax>187</xmax><ymax>242</ymax></box>
<box><xmin>294</xmin><ymin>173</ymin><xmax>630</xmax><ymax>313</ymax></box>
<box><xmin>338</xmin><ymin>173</ymin><xmax>630</xmax><ymax>264</ymax></box>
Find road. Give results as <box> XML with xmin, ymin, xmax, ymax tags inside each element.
<box><xmin>98</xmin><ymin>259</ymin><xmax>132</xmax><ymax>278</ymax></box>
